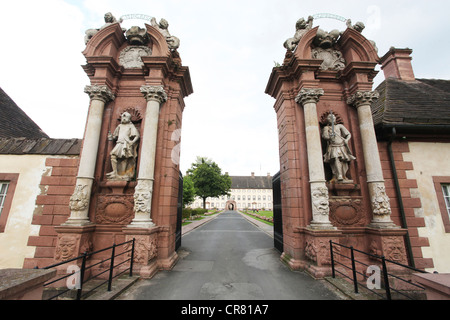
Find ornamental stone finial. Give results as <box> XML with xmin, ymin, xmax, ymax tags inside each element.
<box><xmin>295</xmin><ymin>88</ymin><xmax>324</xmax><ymax>106</ymax></box>
<box><xmin>347</xmin><ymin>90</ymin><xmax>379</xmax><ymax>108</ymax></box>
<box><xmin>140</xmin><ymin>85</ymin><xmax>168</xmax><ymax>104</ymax></box>
<box><xmin>84</xmin><ymin>85</ymin><xmax>115</xmax><ymax>103</ymax></box>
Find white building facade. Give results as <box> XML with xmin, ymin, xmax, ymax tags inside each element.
<box><xmin>190</xmin><ymin>173</ymin><xmax>273</xmax><ymax>210</ymax></box>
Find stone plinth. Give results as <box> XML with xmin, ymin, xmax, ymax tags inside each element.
<box><xmin>122</xmin><ymin>225</ymin><xmax>164</xmax><ymax>278</ymax></box>
<box><xmin>0</xmin><ymin>268</ymin><xmax>56</xmax><ymax>300</ymax></box>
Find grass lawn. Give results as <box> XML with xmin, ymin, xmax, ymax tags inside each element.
<box><xmin>242</xmin><ymin>210</ymin><xmax>273</xmax><ymax>226</ymax></box>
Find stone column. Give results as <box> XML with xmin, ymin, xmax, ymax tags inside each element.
<box><xmin>295</xmin><ymin>88</ymin><xmax>334</xmax><ymax>229</ymax></box>
<box><xmin>65</xmin><ymin>85</ymin><xmax>114</xmax><ymax>225</ymax></box>
<box><xmin>128</xmin><ymin>85</ymin><xmax>167</xmax><ymax>228</ymax></box>
<box><xmin>347</xmin><ymin>91</ymin><xmax>396</xmax><ymax>228</ymax></box>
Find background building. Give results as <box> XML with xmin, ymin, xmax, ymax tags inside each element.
<box><xmin>190</xmin><ymin>173</ymin><xmax>273</xmax><ymax>210</ymax></box>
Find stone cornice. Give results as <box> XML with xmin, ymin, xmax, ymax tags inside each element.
<box><xmin>84</xmin><ymin>85</ymin><xmax>115</xmax><ymax>103</ymax></box>
<box><xmin>140</xmin><ymin>85</ymin><xmax>168</xmax><ymax>104</ymax></box>
<box><xmin>295</xmin><ymin>88</ymin><xmax>324</xmax><ymax>106</ymax></box>
<box><xmin>347</xmin><ymin>90</ymin><xmax>379</xmax><ymax>108</ymax></box>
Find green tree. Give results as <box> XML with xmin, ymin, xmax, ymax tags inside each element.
<box><xmin>182</xmin><ymin>174</ymin><xmax>195</xmax><ymax>207</ymax></box>
<box><xmin>188</xmin><ymin>157</ymin><xmax>231</xmax><ymax>209</ymax></box>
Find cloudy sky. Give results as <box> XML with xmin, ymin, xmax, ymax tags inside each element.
<box><xmin>0</xmin><ymin>1</ymin><xmax>449</xmax><ymax>176</ymax></box>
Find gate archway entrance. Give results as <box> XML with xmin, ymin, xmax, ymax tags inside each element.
<box><xmin>225</xmin><ymin>200</ymin><xmax>237</xmax><ymax>211</ymax></box>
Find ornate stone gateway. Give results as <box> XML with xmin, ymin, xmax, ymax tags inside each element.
<box><xmin>52</xmin><ymin>12</ymin><xmax>192</xmax><ymax>278</ymax></box>
<box><xmin>266</xmin><ymin>15</ymin><xmax>407</xmax><ymax>277</ymax></box>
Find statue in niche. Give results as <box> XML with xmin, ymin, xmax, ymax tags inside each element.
<box><xmin>107</xmin><ymin>112</ymin><xmax>140</xmax><ymax>181</ymax></box>
<box><xmin>322</xmin><ymin>112</ymin><xmax>355</xmax><ymax>182</ymax></box>
<box><xmin>283</xmin><ymin>16</ymin><xmax>314</xmax><ymax>51</ymax></box>
<box><xmin>150</xmin><ymin>17</ymin><xmax>180</xmax><ymax>50</ymax></box>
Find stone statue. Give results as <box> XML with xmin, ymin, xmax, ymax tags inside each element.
<box><xmin>84</xmin><ymin>12</ymin><xmax>125</xmax><ymax>44</ymax></box>
<box><xmin>107</xmin><ymin>112</ymin><xmax>140</xmax><ymax>181</ymax></box>
<box><xmin>314</xmin><ymin>28</ymin><xmax>340</xmax><ymax>49</ymax></box>
<box><xmin>322</xmin><ymin>112</ymin><xmax>355</xmax><ymax>181</ymax></box>
<box><xmin>150</xmin><ymin>17</ymin><xmax>180</xmax><ymax>50</ymax></box>
<box><xmin>346</xmin><ymin>19</ymin><xmax>365</xmax><ymax>33</ymax></box>
<box><xmin>345</xmin><ymin>19</ymin><xmax>378</xmax><ymax>52</ymax></box>
<box><xmin>283</xmin><ymin>16</ymin><xmax>314</xmax><ymax>51</ymax></box>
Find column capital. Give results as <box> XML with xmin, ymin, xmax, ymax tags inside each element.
<box><xmin>347</xmin><ymin>90</ymin><xmax>379</xmax><ymax>108</ymax></box>
<box><xmin>140</xmin><ymin>85</ymin><xmax>168</xmax><ymax>104</ymax></box>
<box><xmin>84</xmin><ymin>85</ymin><xmax>115</xmax><ymax>103</ymax></box>
<box><xmin>295</xmin><ymin>88</ymin><xmax>324</xmax><ymax>106</ymax></box>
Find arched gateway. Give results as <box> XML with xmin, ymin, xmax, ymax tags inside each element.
<box><xmin>225</xmin><ymin>200</ymin><xmax>237</xmax><ymax>211</ymax></box>
<box><xmin>25</xmin><ymin>13</ymin><xmax>411</xmax><ymax>282</ymax></box>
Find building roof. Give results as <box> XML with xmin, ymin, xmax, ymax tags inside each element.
<box><xmin>0</xmin><ymin>87</ymin><xmax>49</xmax><ymax>139</ymax></box>
<box><xmin>230</xmin><ymin>174</ymin><xmax>272</xmax><ymax>189</ymax></box>
<box><xmin>371</xmin><ymin>78</ymin><xmax>450</xmax><ymax>128</ymax></box>
<box><xmin>0</xmin><ymin>137</ymin><xmax>81</xmax><ymax>155</ymax></box>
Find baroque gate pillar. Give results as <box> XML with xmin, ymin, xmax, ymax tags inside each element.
<box><xmin>46</xmin><ymin>13</ymin><xmax>192</xmax><ymax>279</ymax></box>
<box><xmin>266</xmin><ymin>16</ymin><xmax>409</xmax><ymax>278</ymax></box>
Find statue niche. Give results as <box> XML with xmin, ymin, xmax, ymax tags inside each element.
<box><xmin>321</xmin><ymin>111</ymin><xmax>355</xmax><ymax>182</ymax></box>
<box><xmin>107</xmin><ymin>110</ymin><xmax>140</xmax><ymax>181</ymax></box>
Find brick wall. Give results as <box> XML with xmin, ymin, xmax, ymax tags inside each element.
<box><xmin>23</xmin><ymin>157</ymin><xmax>79</xmax><ymax>269</ymax></box>
<box><xmin>378</xmin><ymin>140</ymin><xmax>433</xmax><ymax>270</ymax></box>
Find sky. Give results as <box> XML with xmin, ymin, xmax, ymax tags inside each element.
<box><xmin>0</xmin><ymin>0</ymin><xmax>449</xmax><ymax>177</ymax></box>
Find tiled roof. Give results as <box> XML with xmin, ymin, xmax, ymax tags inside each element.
<box><xmin>230</xmin><ymin>175</ymin><xmax>272</xmax><ymax>189</ymax></box>
<box><xmin>0</xmin><ymin>137</ymin><xmax>81</xmax><ymax>155</ymax></box>
<box><xmin>371</xmin><ymin>78</ymin><xmax>450</xmax><ymax>127</ymax></box>
<box><xmin>0</xmin><ymin>87</ymin><xmax>49</xmax><ymax>138</ymax></box>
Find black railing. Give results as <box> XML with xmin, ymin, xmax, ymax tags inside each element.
<box><xmin>37</xmin><ymin>238</ymin><xmax>135</xmax><ymax>300</ymax></box>
<box><xmin>329</xmin><ymin>240</ymin><xmax>428</xmax><ymax>300</ymax></box>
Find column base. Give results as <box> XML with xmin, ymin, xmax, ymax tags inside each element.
<box><xmin>61</xmin><ymin>219</ymin><xmax>94</xmax><ymax>227</ymax></box>
<box><xmin>127</xmin><ymin>220</ymin><xmax>156</xmax><ymax>228</ymax></box>
<box><xmin>368</xmin><ymin>220</ymin><xmax>399</xmax><ymax>229</ymax></box>
<box><xmin>308</xmin><ymin>222</ymin><xmax>337</xmax><ymax>230</ymax></box>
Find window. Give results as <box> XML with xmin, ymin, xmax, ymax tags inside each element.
<box><xmin>443</xmin><ymin>184</ymin><xmax>450</xmax><ymax>218</ymax></box>
<box><xmin>0</xmin><ymin>174</ymin><xmax>19</xmax><ymax>233</ymax></box>
<box><xmin>0</xmin><ymin>182</ymin><xmax>9</xmax><ymax>215</ymax></box>
<box><xmin>432</xmin><ymin>177</ymin><xmax>450</xmax><ymax>233</ymax></box>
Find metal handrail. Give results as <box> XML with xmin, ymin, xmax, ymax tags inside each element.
<box><xmin>329</xmin><ymin>240</ymin><xmax>428</xmax><ymax>300</ymax></box>
<box><xmin>36</xmin><ymin>238</ymin><xmax>135</xmax><ymax>300</ymax></box>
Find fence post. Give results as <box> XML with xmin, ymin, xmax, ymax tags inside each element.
<box><xmin>381</xmin><ymin>256</ymin><xmax>392</xmax><ymax>300</ymax></box>
<box><xmin>350</xmin><ymin>246</ymin><xmax>358</xmax><ymax>294</ymax></box>
<box><xmin>76</xmin><ymin>252</ymin><xmax>88</xmax><ymax>300</ymax></box>
<box><xmin>329</xmin><ymin>240</ymin><xmax>335</xmax><ymax>278</ymax></box>
<box><xmin>129</xmin><ymin>238</ymin><xmax>135</xmax><ymax>277</ymax></box>
<box><xmin>108</xmin><ymin>243</ymin><xmax>116</xmax><ymax>291</ymax></box>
